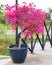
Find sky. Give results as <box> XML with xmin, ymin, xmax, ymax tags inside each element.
<box><xmin>0</xmin><ymin>0</ymin><xmax>52</xmax><ymax>11</ymax></box>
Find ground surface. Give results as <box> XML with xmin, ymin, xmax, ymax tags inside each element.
<box><xmin>0</xmin><ymin>42</ymin><xmax>52</xmax><ymax>65</ymax></box>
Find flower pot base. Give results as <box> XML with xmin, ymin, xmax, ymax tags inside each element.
<box><xmin>8</xmin><ymin>44</ymin><xmax>28</xmax><ymax>63</ymax></box>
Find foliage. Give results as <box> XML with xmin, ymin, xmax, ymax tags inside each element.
<box><xmin>46</xmin><ymin>8</ymin><xmax>52</xmax><ymax>20</ymax></box>
<box><xmin>0</xmin><ymin>4</ymin><xmax>4</xmax><ymax>14</ymax></box>
<box><xmin>0</xmin><ymin>33</ymin><xmax>15</xmax><ymax>56</ymax></box>
<box><xmin>0</xmin><ymin>4</ymin><xmax>5</xmax><ymax>24</ymax></box>
<box><xmin>0</xmin><ymin>23</ymin><xmax>12</xmax><ymax>30</ymax></box>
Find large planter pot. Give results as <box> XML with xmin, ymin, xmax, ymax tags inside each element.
<box><xmin>8</xmin><ymin>44</ymin><xmax>28</xmax><ymax>63</ymax></box>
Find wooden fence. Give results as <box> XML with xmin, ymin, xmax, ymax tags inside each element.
<box><xmin>30</xmin><ymin>20</ymin><xmax>52</xmax><ymax>53</ymax></box>
<box><xmin>18</xmin><ymin>20</ymin><xmax>52</xmax><ymax>53</ymax></box>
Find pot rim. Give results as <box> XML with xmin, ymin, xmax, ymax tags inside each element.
<box><xmin>7</xmin><ymin>44</ymin><xmax>28</xmax><ymax>50</ymax></box>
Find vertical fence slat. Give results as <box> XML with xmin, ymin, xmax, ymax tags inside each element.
<box><xmin>42</xmin><ymin>34</ymin><xmax>45</xmax><ymax>50</ymax></box>
<box><xmin>51</xmin><ymin>20</ymin><xmax>52</xmax><ymax>47</ymax></box>
<box><xmin>44</xmin><ymin>21</ymin><xmax>51</xmax><ymax>46</ymax></box>
<box><xmin>45</xmin><ymin>22</ymin><xmax>51</xmax><ymax>43</ymax></box>
<box><xmin>33</xmin><ymin>37</ymin><xmax>37</xmax><ymax>50</ymax></box>
<box><xmin>41</xmin><ymin>22</ymin><xmax>45</xmax><ymax>50</ymax></box>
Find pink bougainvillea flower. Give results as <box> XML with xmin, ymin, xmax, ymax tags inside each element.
<box><xmin>5</xmin><ymin>2</ymin><xmax>47</xmax><ymax>39</ymax></box>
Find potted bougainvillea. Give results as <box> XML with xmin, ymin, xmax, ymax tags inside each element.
<box><xmin>5</xmin><ymin>2</ymin><xmax>46</xmax><ymax>63</ymax></box>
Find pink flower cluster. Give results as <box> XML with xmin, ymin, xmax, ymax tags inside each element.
<box><xmin>5</xmin><ymin>2</ymin><xmax>47</xmax><ymax>39</ymax></box>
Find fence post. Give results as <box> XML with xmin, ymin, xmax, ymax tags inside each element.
<box><xmin>41</xmin><ymin>21</ymin><xmax>45</xmax><ymax>50</ymax></box>
<box><xmin>51</xmin><ymin>20</ymin><xmax>52</xmax><ymax>47</ymax></box>
<box><xmin>51</xmin><ymin>13</ymin><xmax>52</xmax><ymax>47</ymax></box>
<box><xmin>42</xmin><ymin>34</ymin><xmax>45</xmax><ymax>50</ymax></box>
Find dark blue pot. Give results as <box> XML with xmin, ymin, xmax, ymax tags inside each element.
<box><xmin>8</xmin><ymin>44</ymin><xmax>28</xmax><ymax>63</ymax></box>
